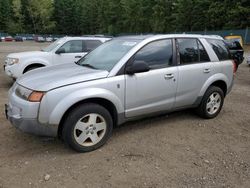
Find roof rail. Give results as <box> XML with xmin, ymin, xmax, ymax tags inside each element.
<box><xmin>81</xmin><ymin>34</ymin><xmax>113</xmax><ymax>38</ymax></box>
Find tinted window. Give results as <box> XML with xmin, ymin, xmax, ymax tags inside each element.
<box><xmin>198</xmin><ymin>40</ymin><xmax>210</xmax><ymax>62</ymax></box>
<box><xmin>225</xmin><ymin>40</ymin><xmax>243</xmax><ymax>50</ymax></box>
<box><xmin>206</xmin><ymin>39</ymin><xmax>230</xmax><ymax>60</ymax></box>
<box><xmin>59</xmin><ymin>40</ymin><xmax>83</xmax><ymax>53</ymax></box>
<box><xmin>134</xmin><ymin>39</ymin><xmax>173</xmax><ymax>69</ymax></box>
<box><xmin>177</xmin><ymin>39</ymin><xmax>210</xmax><ymax>64</ymax></box>
<box><xmin>84</xmin><ymin>40</ymin><xmax>102</xmax><ymax>52</ymax></box>
<box><xmin>177</xmin><ymin>39</ymin><xmax>199</xmax><ymax>64</ymax></box>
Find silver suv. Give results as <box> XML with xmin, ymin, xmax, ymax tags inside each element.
<box><xmin>5</xmin><ymin>34</ymin><xmax>235</xmax><ymax>152</ymax></box>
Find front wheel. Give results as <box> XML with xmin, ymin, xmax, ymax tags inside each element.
<box><xmin>196</xmin><ymin>86</ymin><xmax>224</xmax><ymax>119</ymax></box>
<box><xmin>62</xmin><ymin>103</ymin><xmax>113</xmax><ymax>152</ymax></box>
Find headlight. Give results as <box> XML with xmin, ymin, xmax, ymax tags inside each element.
<box><xmin>6</xmin><ymin>57</ymin><xmax>19</xmax><ymax>65</ymax></box>
<box><xmin>15</xmin><ymin>85</ymin><xmax>44</xmax><ymax>102</ymax></box>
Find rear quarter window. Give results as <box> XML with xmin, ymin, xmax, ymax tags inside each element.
<box><xmin>206</xmin><ymin>39</ymin><xmax>230</xmax><ymax>61</ymax></box>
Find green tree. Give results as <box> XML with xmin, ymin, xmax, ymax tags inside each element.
<box><xmin>1</xmin><ymin>0</ymin><xmax>250</xmax><ymax>35</ymax></box>
<box><xmin>54</xmin><ymin>0</ymin><xmax>81</xmax><ymax>35</ymax></box>
<box><xmin>7</xmin><ymin>0</ymin><xmax>24</xmax><ymax>33</ymax></box>
<box><xmin>27</xmin><ymin>0</ymin><xmax>55</xmax><ymax>33</ymax></box>
<box><xmin>151</xmin><ymin>0</ymin><xmax>175</xmax><ymax>33</ymax></box>
<box><xmin>0</xmin><ymin>0</ymin><xmax>11</xmax><ymax>32</ymax></box>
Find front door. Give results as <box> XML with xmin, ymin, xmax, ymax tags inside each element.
<box><xmin>53</xmin><ymin>40</ymin><xmax>87</xmax><ymax>64</ymax></box>
<box><xmin>125</xmin><ymin>39</ymin><xmax>178</xmax><ymax>118</ymax></box>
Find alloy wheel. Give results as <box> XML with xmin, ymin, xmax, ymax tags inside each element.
<box><xmin>73</xmin><ymin>113</ymin><xmax>107</xmax><ymax>147</ymax></box>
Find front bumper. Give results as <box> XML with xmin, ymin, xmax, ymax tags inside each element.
<box><xmin>6</xmin><ymin>86</ymin><xmax>58</xmax><ymax>137</ymax></box>
<box><xmin>4</xmin><ymin>64</ymin><xmax>16</xmax><ymax>78</ymax></box>
<box><xmin>7</xmin><ymin>111</ymin><xmax>57</xmax><ymax>137</ymax></box>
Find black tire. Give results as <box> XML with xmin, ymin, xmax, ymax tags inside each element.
<box><xmin>195</xmin><ymin>86</ymin><xmax>224</xmax><ymax>119</ymax></box>
<box><xmin>62</xmin><ymin>103</ymin><xmax>113</xmax><ymax>152</ymax></box>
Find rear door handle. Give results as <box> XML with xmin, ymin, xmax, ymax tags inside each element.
<box><xmin>164</xmin><ymin>74</ymin><xmax>174</xmax><ymax>79</ymax></box>
<box><xmin>204</xmin><ymin>68</ymin><xmax>211</xmax><ymax>73</ymax></box>
<box><xmin>75</xmin><ymin>56</ymin><xmax>82</xmax><ymax>58</ymax></box>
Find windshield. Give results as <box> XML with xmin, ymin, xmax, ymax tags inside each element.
<box><xmin>42</xmin><ymin>38</ymin><xmax>65</xmax><ymax>52</ymax></box>
<box><xmin>77</xmin><ymin>39</ymin><xmax>139</xmax><ymax>71</ymax></box>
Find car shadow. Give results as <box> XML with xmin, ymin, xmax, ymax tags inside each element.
<box><xmin>6</xmin><ymin>109</ymin><xmax>202</xmax><ymax>157</ymax></box>
<box><xmin>113</xmin><ymin>109</ymin><xmax>200</xmax><ymax>136</ymax></box>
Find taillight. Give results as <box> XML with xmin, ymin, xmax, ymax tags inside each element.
<box><xmin>232</xmin><ymin>60</ymin><xmax>237</xmax><ymax>75</ymax></box>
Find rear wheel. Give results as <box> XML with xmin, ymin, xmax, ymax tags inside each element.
<box><xmin>196</xmin><ymin>86</ymin><xmax>224</xmax><ymax>119</ymax></box>
<box><xmin>62</xmin><ymin>103</ymin><xmax>113</xmax><ymax>152</ymax></box>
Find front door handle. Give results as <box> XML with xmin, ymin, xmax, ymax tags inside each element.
<box><xmin>204</xmin><ymin>68</ymin><xmax>211</xmax><ymax>73</ymax></box>
<box><xmin>164</xmin><ymin>74</ymin><xmax>174</xmax><ymax>79</ymax></box>
<box><xmin>75</xmin><ymin>56</ymin><xmax>82</xmax><ymax>58</ymax></box>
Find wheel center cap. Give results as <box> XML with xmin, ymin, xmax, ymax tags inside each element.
<box><xmin>87</xmin><ymin>125</ymin><xmax>95</xmax><ymax>132</ymax></box>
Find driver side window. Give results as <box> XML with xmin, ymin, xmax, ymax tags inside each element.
<box><xmin>134</xmin><ymin>39</ymin><xmax>173</xmax><ymax>69</ymax></box>
<box><xmin>59</xmin><ymin>40</ymin><xmax>83</xmax><ymax>53</ymax></box>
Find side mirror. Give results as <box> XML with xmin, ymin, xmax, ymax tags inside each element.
<box><xmin>55</xmin><ymin>48</ymin><xmax>66</xmax><ymax>54</ymax></box>
<box><xmin>126</xmin><ymin>60</ymin><xmax>150</xmax><ymax>75</ymax></box>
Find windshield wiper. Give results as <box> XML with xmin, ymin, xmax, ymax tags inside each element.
<box><xmin>80</xmin><ymin>63</ymin><xmax>98</xmax><ymax>69</ymax></box>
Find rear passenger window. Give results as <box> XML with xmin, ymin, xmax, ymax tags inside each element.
<box><xmin>206</xmin><ymin>39</ymin><xmax>230</xmax><ymax>61</ymax></box>
<box><xmin>84</xmin><ymin>40</ymin><xmax>102</xmax><ymax>52</ymax></box>
<box><xmin>134</xmin><ymin>39</ymin><xmax>173</xmax><ymax>69</ymax></box>
<box><xmin>198</xmin><ymin>41</ymin><xmax>210</xmax><ymax>62</ymax></box>
<box><xmin>177</xmin><ymin>38</ymin><xmax>210</xmax><ymax>64</ymax></box>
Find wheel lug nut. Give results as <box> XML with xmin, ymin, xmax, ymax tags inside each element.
<box><xmin>93</xmin><ymin>127</ymin><xmax>96</xmax><ymax>130</ymax></box>
<box><xmin>91</xmin><ymin>131</ymin><xmax>94</xmax><ymax>134</ymax></box>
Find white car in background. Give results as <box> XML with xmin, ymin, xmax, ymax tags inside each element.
<box><xmin>45</xmin><ymin>37</ymin><xmax>53</xmax><ymax>42</ymax></box>
<box><xmin>4</xmin><ymin>36</ymin><xmax>111</xmax><ymax>79</ymax></box>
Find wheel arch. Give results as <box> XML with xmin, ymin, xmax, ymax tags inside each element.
<box><xmin>199</xmin><ymin>74</ymin><xmax>229</xmax><ymax>98</ymax></box>
<box><xmin>57</xmin><ymin>98</ymin><xmax>118</xmax><ymax>138</ymax></box>
<box><xmin>23</xmin><ymin>63</ymin><xmax>46</xmax><ymax>73</ymax></box>
<box><xmin>210</xmin><ymin>80</ymin><xmax>227</xmax><ymax>96</ymax></box>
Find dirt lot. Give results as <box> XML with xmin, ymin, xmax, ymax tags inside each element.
<box><xmin>0</xmin><ymin>42</ymin><xmax>250</xmax><ymax>188</ymax></box>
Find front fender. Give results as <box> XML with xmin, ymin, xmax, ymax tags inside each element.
<box><xmin>40</xmin><ymin>88</ymin><xmax>124</xmax><ymax>125</ymax></box>
<box><xmin>23</xmin><ymin>58</ymin><xmax>50</xmax><ymax>67</ymax></box>
<box><xmin>198</xmin><ymin>73</ymin><xmax>229</xmax><ymax>97</ymax></box>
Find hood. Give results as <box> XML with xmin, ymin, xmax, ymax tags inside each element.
<box><xmin>8</xmin><ymin>51</ymin><xmax>46</xmax><ymax>58</ymax></box>
<box><xmin>17</xmin><ymin>63</ymin><xmax>109</xmax><ymax>91</ymax></box>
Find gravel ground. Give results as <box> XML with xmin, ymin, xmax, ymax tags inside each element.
<box><xmin>0</xmin><ymin>42</ymin><xmax>250</xmax><ymax>188</ymax></box>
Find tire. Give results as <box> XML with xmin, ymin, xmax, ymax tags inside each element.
<box><xmin>195</xmin><ymin>86</ymin><xmax>224</xmax><ymax>119</ymax></box>
<box><xmin>62</xmin><ymin>103</ymin><xmax>113</xmax><ymax>152</ymax></box>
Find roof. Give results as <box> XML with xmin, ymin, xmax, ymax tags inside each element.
<box><xmin>116</xmin><ymin>35</ymin><xmax>154</xmax><ymax>40</ymax></box>
<box><xmin>115</xmin><ymin>34</ymin><xmax>224</xmax><ymax>41</ymax></box>
<box><xmin>62</xmin><ymin>36</ymin><xmax>111</xmax><ymax>41</ymax></box>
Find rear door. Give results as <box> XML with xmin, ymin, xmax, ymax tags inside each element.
<box><xmin>83</xmin><ymin>40</ymin><xmax>103</xmax><ymax>53</ymax></box>
<box><xmin>125</xmin><ymin>39</ymin><xmax>178</xmax><ymax>117</ymax></box>
<box><xmin>174</xmin><ymin>38</ymin><xmax>214</xmax><ymax>108</ymax></box>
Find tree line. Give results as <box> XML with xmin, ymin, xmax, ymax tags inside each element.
<box><xmin>0</xmin><ymin>0</ymin><xmax>249</xmax><ymax>35</ymax></box>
